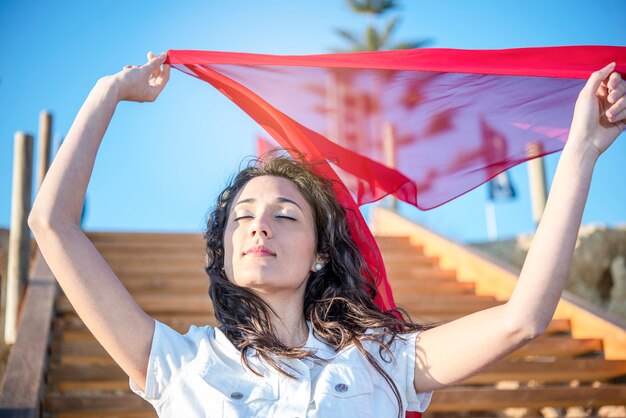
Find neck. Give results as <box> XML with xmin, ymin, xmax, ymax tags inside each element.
<box><xmin>256</xmin><ymin>289</ymin><xmax>309</xmax><ymax>347</ymax></box>
<box><xmin>271</xmin><ymin>312</ymin><xmax>309</xmax><ymax>347</ymax></box>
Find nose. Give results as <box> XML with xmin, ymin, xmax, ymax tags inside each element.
<box><xmin>248</xmin><ymin>213</ymin><xmax>272</xmax><ymax>239</ymax></box>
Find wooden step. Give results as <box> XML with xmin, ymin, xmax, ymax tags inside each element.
<box><xmin>52</xmin><ymin>311</ymin><xmax>570</xmax><ymax>335</ymax></box>
<box><xmin>52</xmin><ymin>314</ymin><xmax>218</xmax><ymax>334</ymax></box>
<box><xmin>101</xmin><ymin>252</ymin><xmax>206</xmax><ymax>263</ymax></box>
<box><xmin>428</xmin><ymin>384</ymin><xmax>626</xmax><ymax>412</ymax></box>
<box><xmin>116</xmin><ymin>277</ymin><xmax>209</xmax><ymax>293</ymax></box>
<box><xmin>48</xmin><ymin>358</ymin><xmax>626</xmax><ymax>387</ymax></box>
<box><xmin>379</xmin><ymin>247</ymin><xmax>426</xmax><ymax>257</ymax></box>
<box><xmin>56</xmin><ymin>292</ymin><xmax>502</xmax><ymax>317</ymax></box>
<box><xmin>93</xmin><ymin>242</ymin><xmax>206</xmax><ymax>258</ymax></box>
<box><xmin>86</xmin><ymin>231</ymin><xmax>202</xmax><ymax>243</ymax></box>
<box><xmin>387</xmin><ymin>268</ymin><xmax>457</xmax><ymax>281</ymax></box>
<box><xmin>462</xmin><ymin>357</ymin><xmax>626</xmax><ymax>384</ymax></box>
<box><xmin>45</xmin><ymin>392</ymin><xmax>153</xmax><ymax>414</ymax></box>
<box><xmin>382</xmin><ymin>255</ymin><xmax>440</xmax><ymax>268</ymax></box>
<box><xmin>394</xmin><ymin>294</ymin><xmax>501</xmax><ymax>313</ymax></box>
<box><xmin>56</xmin><ymin>294</ymin><xmax>214</xmax><ymax>315</ymax></box>
<box><xmin>96</xmin><ymin>264</ymin><xmax>206</xmax><ymax>275</ymax></box>
<box><xmin>390</xmin><ymin>280</ymin><xmax>475</xmax><ymax>295</ymax></box>
<box><xmin>374</xmin><ymin>235</ymin><xmax>412</xmax><ymax>243</ymax></box>
<box><xmin>382</xmin><ymin>253</ymin><xmax>436</xmax><ymax>264</ymax></box>
<box><xmin>507</xmin><ymin>335</ymin><xmax>603</xmax><ymax>359</ymax></box>
<box><xmin>545</xmin><ymin>318</ymin><xmax>572</xmax><ymax>334</ymax></box>
<box><xmin>106</xmin><ymin>267</ymin><xmax>457</xmax><ymax>283</ymax></box>
<box><xmin>45</xmin><ymin>385</ymin><xmax>626</xmax><ymax>415</ymax></box>
<box><xmin>55</xmin><ymin>413</ymin><xmax>154</xmax><ymax>418</ymax></box>
<box><xmin>115</xmin><ymin>272</ymin><xmax>208</xmax><ymax>282</ymax></box>
<box><xmin>87</xmin><ymin>237</ymin><xmax>423</xmax><ymax>257</ymax></box>
<box><xmin>51</xmin><ymin>315</ymin><xmax>571</xmax><ymax>338</ymax></box>
<box><xmin>374</xmin><ymin>236</ymin><xmax>421</xmax><ymax>249</ymax></box>
<box><xmin>49</xmin><ymin>334</ymin><xmax>603</xmax><ymax>363</ymax></box>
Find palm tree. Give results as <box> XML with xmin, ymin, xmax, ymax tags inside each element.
<box><xmin>334</xmin><ymin>0</ymin><xmax>431</xmax><ymax>52</ymax></box>
<box><xmin>328</xmin><ymin>1</ymin><xmax>434</xmax><ymax>211</ymax></box>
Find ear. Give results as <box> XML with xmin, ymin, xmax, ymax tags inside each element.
<box><xmin>310</xmin><ymin>253</ymin><xmax>329</xmax><ymax>272</ymax></box>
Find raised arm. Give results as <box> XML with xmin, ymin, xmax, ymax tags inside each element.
<box><xmin>413</xmin><ymin>63</ymin><xmax>626</xmax><ymax>392</ymax></box>
<box><xmin>28</xmin><ymin>52</ymin><xmax>170</xmax><ymax>391</ymax></box>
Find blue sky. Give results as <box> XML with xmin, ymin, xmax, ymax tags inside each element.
<box><xmin>1</xmin><ymin>0</ymin><xmax>624</xmax><ymax>243</ymax></box>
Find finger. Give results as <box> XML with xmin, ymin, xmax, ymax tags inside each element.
<box><xmin>144</xmin><ymin>52</ymin><xmax>167</xmax><ymax>72</ymax></box>
<box><xmin>607</xmin><ymin>71</ymin><xmax>623</xmax><ymax>91</ymax></box>
<box><xmin>146</xmin><ymin>51</ymin><xmax>161</xmax><ymax>76</ymax></box>
<box><xmin>161</xmin><ymin>63</ymin><xmax>171</xmax><ymax>84</ymax></box>
<box><xmin>597</xmin><ymin>82</ymin><xmax>609</xmax><ymax>99</ymax></box>
<box><xmin>582</xmin><ymin>62</ymin><xmax>616</xmax><ymax>98</ymax></box>
<box><xmin>145</xmin><ymin>51</ymin><xmax>160</xmax><ymax>78</ymax></box>
<box><xmin>607</xmin><ymin>106</ymin><xmax>626</xmax><ymax>132</ymax></box>
<box><xmin>146</xmin><ymin>51</ymin><xmax>161</xmax><ymax>78</ymax></box>
<box><xmin>152</xmin><ymin>63</ymin><xmax>171</xmax><ymax>93</ymax></box>
<box><xmin>606</xmin><ymin>95</ymin><xmax>626</xmax><ymax>122</ymax></box>
<box><xmin>608</xmin><ymin>77</ymin><xmax>625</xmax><ymax>104</ymax></box>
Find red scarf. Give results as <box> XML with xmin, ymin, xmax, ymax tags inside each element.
<box><xmin>166</xmin><ymin>46</ymin><xmax>625</xmax><ymax>416</ymax></box>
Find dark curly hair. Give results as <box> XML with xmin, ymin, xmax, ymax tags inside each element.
<box><xmin>203</xmin><ymin>151</ymin><xmax>433</xmax><ymax>417</ymax></box>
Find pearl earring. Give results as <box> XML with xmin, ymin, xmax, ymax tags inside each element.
<box><xmin>314</xmin><ymin>262</ymin><xmax>323</xmax><ymax>272</ymax></box>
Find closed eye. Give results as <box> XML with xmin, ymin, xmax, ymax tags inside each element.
<box><xmin>233</xmin><ymin>215</ymin><xmax>296</xmax><ymax>221</ymax></box>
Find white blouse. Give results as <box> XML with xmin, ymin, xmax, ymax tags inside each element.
<box><xmin>130</xmin><ymin>319</ymin><xmax>432</xmax><ymax>417</ymax></box>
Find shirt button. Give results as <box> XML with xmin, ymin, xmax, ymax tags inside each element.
<box><xmin>230</xmin><ymin>391</ymin><xmax>244</xmax><ymax>400</ymax></box>
<box><xmin>334</xmin><ymin>383</ymin><xmax>348</xmax><ymax>393</ymax></box>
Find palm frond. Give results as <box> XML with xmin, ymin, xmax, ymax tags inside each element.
<box><xmin>380</xmin><ymin>15</ymin><xmax>400</xmax><ymax>47</ymax></box>
<box><xmin>347</xmin><ymin>0</ymin><xmax>399</xmax><ymax>15</ymax></box>
<box><xmin>334</xmin><ymin>28</ymin><xmax>363</xmax><ymax>49</ymax></box>
<box><xmin>392</xmin><ymin>38</ymin><xmax>434</xmax><ymax>50</ymax></box>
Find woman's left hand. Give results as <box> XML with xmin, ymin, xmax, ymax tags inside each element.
<box><xmin>568</xmin><ymin>62</ymin><xmax>626</xmax><ymax>159</ymax></box>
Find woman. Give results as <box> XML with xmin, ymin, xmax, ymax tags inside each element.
<box><xmin>28</xmin><ymin>51</ymin><xmax>625</xmax><ymax>417</ymax></box>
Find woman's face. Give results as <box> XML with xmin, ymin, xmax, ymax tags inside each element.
<box><xmin>223</xmin><ymin>175</ymin><xmax>319</xmax><ymax>296</ymax></box>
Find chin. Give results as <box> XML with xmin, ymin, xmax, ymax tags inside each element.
<box><xmin>233</xmin><ymin>269</ymin><xmax>276</xmax><ymax>287</ymax></box>
<box><xmin>233</xmin><ymin>271</ymin><xmax>306</xmax><ymax>294</ymax></box>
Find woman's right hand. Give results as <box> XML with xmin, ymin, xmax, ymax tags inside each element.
<box><xmin>104</xmin><ymin>51</ymin><xmax>170</xmax><ymax>103</ymax></box>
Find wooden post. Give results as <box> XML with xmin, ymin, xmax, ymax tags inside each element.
<box><xmin>382</xmin><ymin>122</ymin><xmax>398</xmax><ymax>212</ymax></box>
<box><xmin>526</xmin><ymin>141</ymin><xmax>547</xmax><ymax>227</ymax></box>
<box><xmin>4</xmin><ymin>132</ymin><xmax>34</xmax><ymax>345</ymax></box>
<box><xmin>0</xmin><ymin>251</ymin><xmax>57</xmax><ymax>416</ymax></box>
<box><xmin>37</xmin><ymin>111</ymin><xmax>52</xmax><ymax>190</ymax></box>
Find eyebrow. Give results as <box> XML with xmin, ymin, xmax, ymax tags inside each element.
<box><xmin>234</xmin><ymin>197</ymin><xmax>303</xmax><ymax>211</ymax></box>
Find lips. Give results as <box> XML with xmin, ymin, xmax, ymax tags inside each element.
<box><xmin>244</xmin><ymin>245</ymin><xmax>276</xmax><ymax>256</ymax></box>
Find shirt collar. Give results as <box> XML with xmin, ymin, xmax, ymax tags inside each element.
<box><xmin>213</xmin><ymin>321</ymin><xmax>337</xmax><ymax>360</ymax></box>
<box><xmin>303</xmin><ymin>320</ymin><xmax>337</xmax><ymax>360</ymax></box>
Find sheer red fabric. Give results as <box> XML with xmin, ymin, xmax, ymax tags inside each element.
<box><xmin>167</xmin><ymin>46</ymin><xmax>625</xmax><ymax>210</ymax></box>
<box><xmin>167</xmin><ymin>47</ymin><xmax>625</xmax><ymax>417</ymax></box>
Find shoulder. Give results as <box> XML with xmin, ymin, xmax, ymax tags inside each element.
<box><xmin>150</xmin><ymin>320</ymin><xmax>222</xmax><ymax>370</ymax></box>
<box><xmin>154</xmin><ymin>320</ymin><xmax>216</xmax><ymax>353</ymax></box>
<box><xmin>355</xmin><ymin>329</ymin><xmax>422</xmax><ymax>380</ymax></box>
<box><xmin>362</xmin><ymin>328</ymin><xmax>421</xmax><ymax>354</ymax></box>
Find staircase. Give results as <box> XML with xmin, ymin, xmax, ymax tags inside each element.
<box><xmin>378</xmin><ymin>237</ymin><xmax>626</xmax><ymax>417</ymax></box>
<box><xmin>4</xmin><ymin>211</ymin><xmax>626</xmax><ymax>417</ymax></box>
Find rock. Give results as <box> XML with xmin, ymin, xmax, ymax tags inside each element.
<box><xmin>469</xmin><ymin>225</ymin><xmax>626</xmax><ymax>322</ymax></box>
<box><xmin>608</xmin><ymin>255</ymin><xmax>626</xmax><ymax>318</ymax></box>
